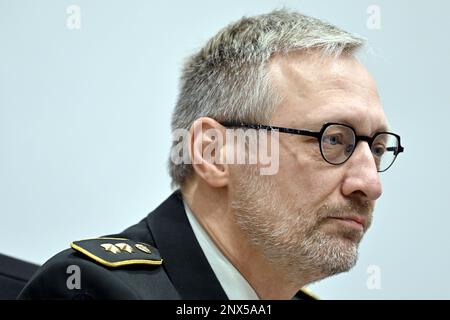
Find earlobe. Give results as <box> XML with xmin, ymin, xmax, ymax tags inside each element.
<box><xmin>189</xmin><ymin>118</ymin><xmax>230</xmax><ymax>188</ymax></box>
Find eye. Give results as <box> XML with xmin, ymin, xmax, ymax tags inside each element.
<box><xmin>322</xmin><ymin>134</ymin><xmax>343</xmax><ymax>146</ymax></box>
<box><xmin>372</xmin><ymin>144</ymin><xmax>386</xmax><ymax>157</ymax></box>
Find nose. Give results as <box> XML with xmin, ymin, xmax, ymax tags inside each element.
<box><xmin>341</xmin><ymin>141</ymin><xmax>383</xmax><ymax>201</ymax></box>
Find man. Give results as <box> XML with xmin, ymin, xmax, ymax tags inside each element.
<box><xmin>19</xmin><ymin>9</ymin><xmax>404</xmax><ymax>300</ymax></box>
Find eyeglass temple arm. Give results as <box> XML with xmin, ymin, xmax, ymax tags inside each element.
<box><xmin>219</xmin><ymin>121</ymin><xmax>321</xmax><ymax>138</ymax></box>
<box><xmin>387</xmin><ymin>146</ymin><xmax>404</xmax><ymax>156</ymax></box>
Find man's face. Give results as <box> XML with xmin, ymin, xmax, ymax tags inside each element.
<box><xmin>229</xmin><ymin>51</ymin><xmax>387</xmax><ymax>283</ymax></box>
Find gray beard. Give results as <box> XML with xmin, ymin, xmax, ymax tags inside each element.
<box><xmin>230</xmin><ymin>169</ymin><xmax>371</xmax><ymax>285</ymax></box>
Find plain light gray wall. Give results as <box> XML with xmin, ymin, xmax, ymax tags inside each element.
<box><xmin>1</xmin><ymin>0</ymin><xmax>449</xmax><ymax>299</ymax></box>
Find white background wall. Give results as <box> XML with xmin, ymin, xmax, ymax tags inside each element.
<box><xmin>1</xmin><ymin>0</ymin><xmax>449</xmax><ymax>299</ymax></box>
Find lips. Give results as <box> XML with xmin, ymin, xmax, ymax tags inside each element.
<box><xmin>329</xmin><ymin>215</ymin><xmax>367</xmax><ymax>231</ymax></box>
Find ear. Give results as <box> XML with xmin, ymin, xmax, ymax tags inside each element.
<box><xmin>188</xmin><ymin>117</ymin><xmax>229</xmax><ymax>188</ymax></box>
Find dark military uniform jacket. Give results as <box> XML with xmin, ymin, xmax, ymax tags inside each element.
<box><xmin>18</xmin><ymin>190</ymin><xmax>316</xmax><ymax>300</ymax></box>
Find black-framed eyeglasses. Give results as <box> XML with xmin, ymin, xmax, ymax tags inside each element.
<box><xmin>220</xmin><ymin>121</ymin><xmax>404</xmax><ymax>172</ymax></box>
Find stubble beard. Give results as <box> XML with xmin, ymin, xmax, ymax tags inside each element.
<box><xmin>231</xmin><ymin>167</ymin><xmax>373</xmax><ymax>286</ymax></box>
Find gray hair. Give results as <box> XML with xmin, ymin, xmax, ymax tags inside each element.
<box><xmin>168</xmin><ymin>9</ymin><xmax>365</xmax><ymax>188</ymax></box>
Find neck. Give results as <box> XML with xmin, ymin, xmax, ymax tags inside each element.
<box><xmin>181</xmin><ymin>180</ymin><xmax>313</xmax><ymax>300</ymax></box>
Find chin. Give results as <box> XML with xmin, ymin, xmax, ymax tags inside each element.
<box><xmin>306</xmin><ymin>231</ymin><xmax>360</xmax><ymax>277</ymax></box>
<box><xmin>328</xmin><ymin>240</ymin><xmax>359</xmax><ymax>274</ymax></box>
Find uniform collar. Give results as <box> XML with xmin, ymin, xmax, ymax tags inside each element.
<box><xmin>145</xmin><ymin>190</ymin><xmax>228</xmax><ymax>300</ymax></box>
<box><xmin>183</xmin><ymin>199</ymin><xmax>259</xmax><ymax>300</ymax></box>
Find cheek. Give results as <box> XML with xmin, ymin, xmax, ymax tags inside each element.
<box><xmin>276</xmin><ymin>143</ymin><xmax>342</xmax><ymax>207</ymax></box>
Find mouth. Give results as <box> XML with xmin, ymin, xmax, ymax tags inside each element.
<box><xmin>327</xmin><ymin>216</ymin><xmax>367</xmax><ymax>232</ymax></box>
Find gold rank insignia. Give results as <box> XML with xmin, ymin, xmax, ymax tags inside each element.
<box><xmin>70</xmin><ymin>237</ymin><xmax>163</xmax><ymax>268</ymax></box>
<box><xmin>115</xmin><ymin>243</ymin><xmax>134</xmax><ymax>253</ymax></box>
<box><xmin>100</xmin><ymin>243</ymin><xmax>122</xmax><ymax>254</ymax></box>
<box><xmin>135</xmin><ymin>243</ymin><xmax>151</xmax><ymax>254</ymax></box>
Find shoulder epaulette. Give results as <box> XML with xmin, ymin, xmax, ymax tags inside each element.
<box><xmin>70</xmin><ymin>237</ymin><xmax>163</xmax><ymax>268</ymax></box>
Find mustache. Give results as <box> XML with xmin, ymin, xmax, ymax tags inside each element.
<box><xmin>317</xmin><ymin>200</ymin><xmax>374</xmax><ymax>228</ymax></box>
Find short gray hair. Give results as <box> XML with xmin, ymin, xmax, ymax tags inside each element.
<box><xmin>168</xmin><ymin>9</ymin><xmax>365</xmax><ymax>188</ymax></box>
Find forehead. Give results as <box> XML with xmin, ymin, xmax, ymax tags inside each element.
<box><xmin>268</xmin><ymin>50</ymin><xmax>388</xmax><ymax>134</ymax></box>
